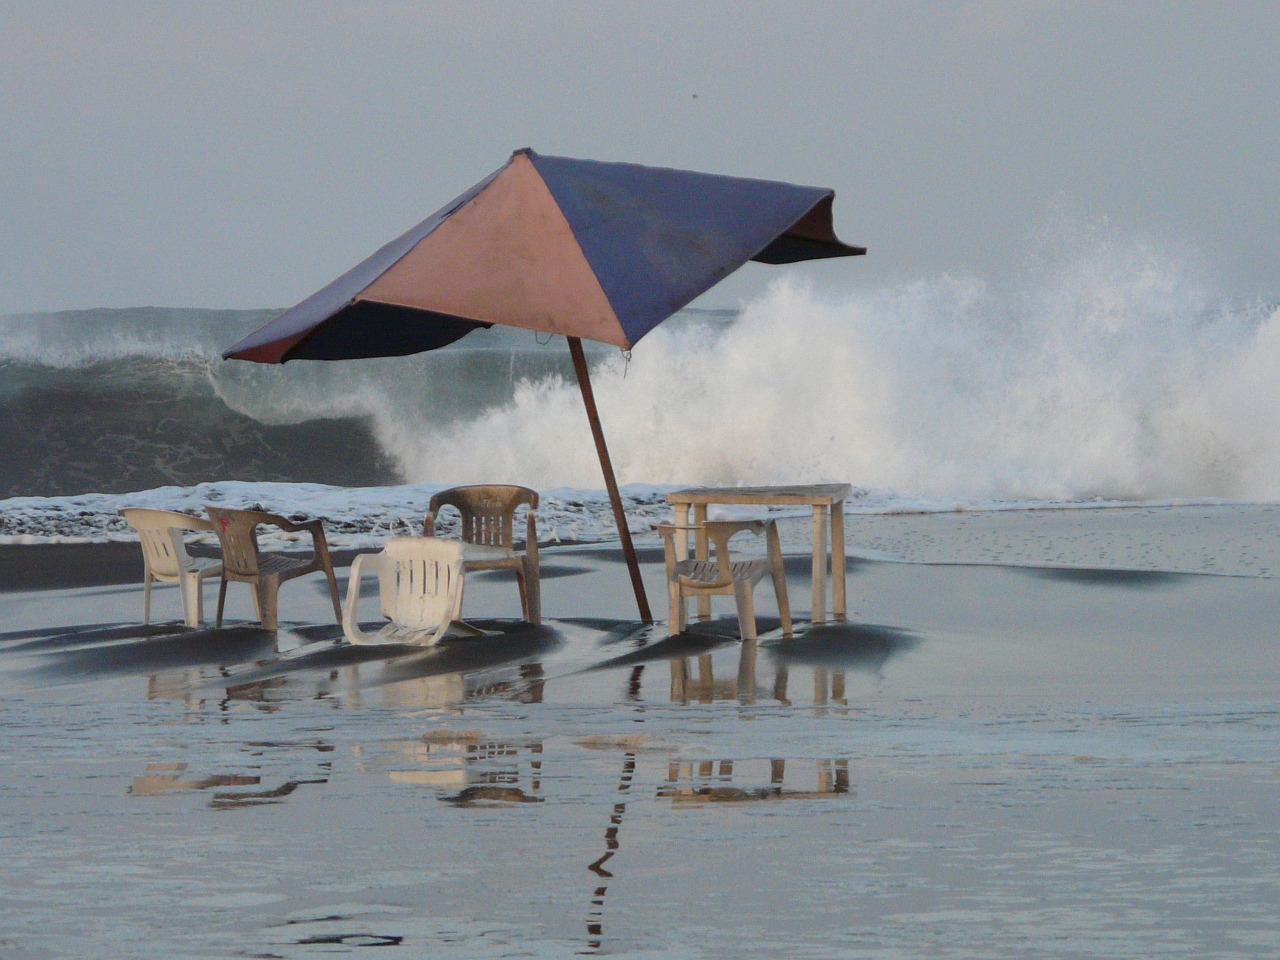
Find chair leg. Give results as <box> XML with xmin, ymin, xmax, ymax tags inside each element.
<box><xmin>667</xmin><ymin>581</ymin><xmax>685</xmax><ymax>637</ymax></box>
<box><xmin>180</xmin><ymin>574</ymin><xmax>202</xmax><ymax>628</ymax></box>
<box><xmin>324</xmin><ymin>566</ymin><xmax>342</xmax><ymax>624</ymax></box>
<box><xmin>258</xmin><ymin>580</ymin><xmax>278</xmax><ymax>631</ymax></box>
<box><xmin>523</xmin><ymin>559</ymin><xmax>542</xmax><ymax>625</ymax></box>
<box><xmin>215</xmin><ymin>578</ymin><xmax>228</xmax><ymax>628</ymax></box>
<box><xmin>768</xmin><ymin>537</ymin><xmax>792</xmax><ymax>638</ymax></box>
<box><xmin>143</xmin><ymin>574</ymin><xmax>152</xmax><ymax>625</ymax></box>
<box><xmin>515</xmin><ymin>568</ymin><xmax>530</xmax><ymax>621</ymax></box>
<box><xmin>733</xmin><ymin>581</ymin><xmax>757</xmax><ymax>641</ymax></box>
<box><xmin>737</xmin><ymin>637</ymin><xmax>758</xmax><ymax>703</ymax></box>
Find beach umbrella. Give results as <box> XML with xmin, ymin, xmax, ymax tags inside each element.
<box><xmin>223</xmin><ymin>148</ymin><xmax>864</xmax><ymax>622</ymax></box>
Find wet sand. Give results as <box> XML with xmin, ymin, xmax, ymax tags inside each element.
<box><xmin>2</xmin><ymin>506</ymin><xmax>1279</xmax><ymax>958</ymax></box>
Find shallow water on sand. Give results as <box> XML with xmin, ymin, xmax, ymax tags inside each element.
<box><xmin>3</xmin><ymin>517</ymin><xmax>1280</xmax><ymax>958</ymax></box>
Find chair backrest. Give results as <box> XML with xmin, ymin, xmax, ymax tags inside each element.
<box><xmin>381</xmin><ymin>537</ymin><xmax>469</xmax><ymax>630</ymax></box>
<box><xmin>204</xmin><ymin>507</ymin><xmax>266</xmax><ymax>578</ymax></box>
<box><xmin>427</xmin><ymin>485</ymin><xmax>538</xmax><ymax>549</ymax></box>
<box><xmin>120</xmin><ymin>508</ymin><xmax>213</xmax><ymax>577</ymax></box>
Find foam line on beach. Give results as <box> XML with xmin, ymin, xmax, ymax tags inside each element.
<box><xmin>0</xmin><ymin>478</ymin><xmax>1251</xmax><ymax>549</ymax></box>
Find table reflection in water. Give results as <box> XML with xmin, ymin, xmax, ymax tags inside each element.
<box><xmin>668</xmin><ymin>638</ymin><xmax>849</xmax><ymax>711</ymax></box>
<box><xmin>658</xmin><ymin>757</ymin><xmax>850</xmax><ymax>803</ymax></box>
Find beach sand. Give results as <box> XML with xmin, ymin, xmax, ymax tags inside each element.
<box><xmin>2</xmin><ymin>505</ymin><xmax>1278</xmax><ymax>958</ymax></box>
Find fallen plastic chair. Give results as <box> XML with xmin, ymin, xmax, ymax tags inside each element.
<box><xmin>119</xmin><ymin>508</ymin><xmax>222</xmax><ymax>627</ymax></box>
<box><xmin>343</xmin><ymin>536</ymin><xmax>487</xmax><ymax>646</ymax></box>
<box><xmin>655</xmin><ymin>519</ymin><xmax>792</xmax><ymax>640</ymax></box>
<box><xmin>424</xmin><ymin>485</ymin><xmax>541</xmax><ymax>624</ymax></box>
<box><xmin>205</xmin><ymin>506</ymin><xmax>342</xmax><ymax>630</ymax></box>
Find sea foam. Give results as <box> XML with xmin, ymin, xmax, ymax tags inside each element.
<box><xmin>390</xmin><ymin>243</ymin><xmax>1280</xmax><ymax>502</ymax></box>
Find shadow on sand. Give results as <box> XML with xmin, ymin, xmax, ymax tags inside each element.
<box><xmin>1020</xmin><ymin>566</ymin><xmax>1188</xmax><ymax>589</ymax></box>
<box><xmin>768</xmin><ymin>621</ymin><xmax>922</xmax><ymax>674</ymax></box>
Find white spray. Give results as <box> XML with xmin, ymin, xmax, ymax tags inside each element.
<box><xmin>392</xmin><ymin>242</ymin><xmax>1280</xmax><ymax>501</ymax></box>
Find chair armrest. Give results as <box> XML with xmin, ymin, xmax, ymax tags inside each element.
<box><xmin>342</xmin><ymin>551</ymin><xmax>387</xmax><ymax>643</ymax></box>
<box><xmin>653</xmin><ymin>523</ymin><xmax>688</xmax><ymax>579</ymax></box>
<box><xmin>701</xmin><ymin>519</ymin><xmax>768</xmax><ymax>538</ymax></box>
<box><xmin>259</xmin><ymin>514</ymin><xmax>332</xmax><ymax>566</ymax></box>
<box><xmin>256</xmin><ymin>512</ymin><xmax>322</xmax><ymax>535</ymax></box>
<box><xmin>702</xmin><ymin>519</ymin><xmax>771</xmax><ymax>579</ymax></box>
<box><xmin>262</xmin><ymin>513</ymin><xmax>329</xmax><ymax>545</ymax></box>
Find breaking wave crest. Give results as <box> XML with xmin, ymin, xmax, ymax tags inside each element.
<box><xmin>395</xmin><ymin>241</ymin><xmax>1280</xmax><ymax>502</ymax></box>
<box><xmin>3</xmin><ymin>236</ymin><xmax>1279</xmax><ymax>503</ymax></box>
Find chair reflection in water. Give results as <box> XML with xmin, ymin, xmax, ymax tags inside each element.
<box><xmin>656</xmin><ymin>519</ymin><xmax>791</xmax><ymax>639</ymax></box>
<box><xmin>354</xmin><ymin>732</ymin><xmax>544</xmax><ymax>805</ymax></box>
<box><xmin>669</xmin><ymin>638</ymin><xmax>848</xmax><ymax>711</ymax></box>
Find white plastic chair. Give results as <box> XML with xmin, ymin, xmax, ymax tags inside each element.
<box><xmin>343</xmin><ymin>537</ymin><xmax>487</xmax><ymax>646</ymax></box>
<box><xmin>119</xmin><ymin>508</ymin><xmax>222</xmax><ymax>627</ymax></box>
<box><xmin>655</xmin><ymin>519</ymin><xmax>792</xmax><ymax>640</ymax></box>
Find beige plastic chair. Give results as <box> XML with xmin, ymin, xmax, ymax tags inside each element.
<box><xmin>655</xmin><ymin>519</ymin><xmax>792</xmax><ymax>640</ymax></box>
<box><xmin>424</xmin><ymin>485</ymin><xmax>541</xmax><ymax>624</ymax></box>
<box><xmin>343</xmin><ymin>536</ymin><xmax>487</xmax><ymax>646</ymax></box>
<box><xmin>119</xmin><ymin>508</ymin><xmax>222</xmax><ymax>627</ymax></box>
<box><xmin>205</xmin><ymin>506</ymin><xmax>341</xmax><ymax>630</ymax></box>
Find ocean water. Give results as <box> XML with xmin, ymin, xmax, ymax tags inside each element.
<box><xmin>2</xmin><ymin>237</ymin><xmax>1278</xmax><ymax>539</ymax></box>
<box><xmin>4</xmin><ymin>530</ymin><xmax>1280</xmax><ymax>958</ymax></box>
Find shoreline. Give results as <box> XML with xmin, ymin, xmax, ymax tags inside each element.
<box><xmin>6</xmin><ymin>500</ymin><xmax>1279</xmax><ymax>594</ymax></box>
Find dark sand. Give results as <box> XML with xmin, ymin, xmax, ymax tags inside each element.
<box><xmin>2</xmin><ymin>507</ymin><xmax>1279</xmax><ymax>958</ymax></box>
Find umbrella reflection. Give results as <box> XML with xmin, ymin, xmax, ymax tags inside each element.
<box><xmin>583</xmin><ymin>751</ymin><xmax>637</xmax><ymax>954</ymax></box>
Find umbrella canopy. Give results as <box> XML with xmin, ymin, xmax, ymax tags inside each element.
<box><xmin>224</xmin><ymin>149</ymin><xmax>864</xmax><ymax>621</ymax></box>
<box><xmin>225</xmin><ymin>149</ymin><xmax>862</xmax><ymax>363</ymax></box>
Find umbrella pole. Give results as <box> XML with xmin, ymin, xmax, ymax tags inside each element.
<box><xmin>568</xmin><ymin>337</ymin><xmax>653</xmax><ymax>623</ymax></box>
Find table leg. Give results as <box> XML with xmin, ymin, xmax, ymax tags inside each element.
<box><xmin>694</xmin><ymin>504</ymin><xmax>711</xmax><ymax>621</ymax></box>
<box><xmin>831</xmin><ymin>500</ymin><xmax>847</xmax><ymax>620</ymax></box>
<box><xmin>811</xmin><ymin>505</ymin><xmax>829</xmax><ymax>623</ymax></box>
<box><xmin>670</xmin><ymin>658</ymin><xmax>687</xmax><ymax>702</ymax></box>
<box><xmin>672</xmin><ymin>503</ymin><xmax>690</xmax><ymax>561</ymax></box>
<box><xmin>697</xmin><ymin>653</ymin><xmax>713</xmax><ymax>695</ymax></box>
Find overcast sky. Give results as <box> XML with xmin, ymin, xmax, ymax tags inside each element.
<box><xmin>2</xmin><ymin>0</ymin><xmax>1278</xmax><ymax>315</ymax></box>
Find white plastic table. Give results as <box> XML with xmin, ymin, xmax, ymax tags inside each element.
<box><xmin>666</xmin><ymin>484</ymin><xmax>851</xmax><ymax>624</ymax></box>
